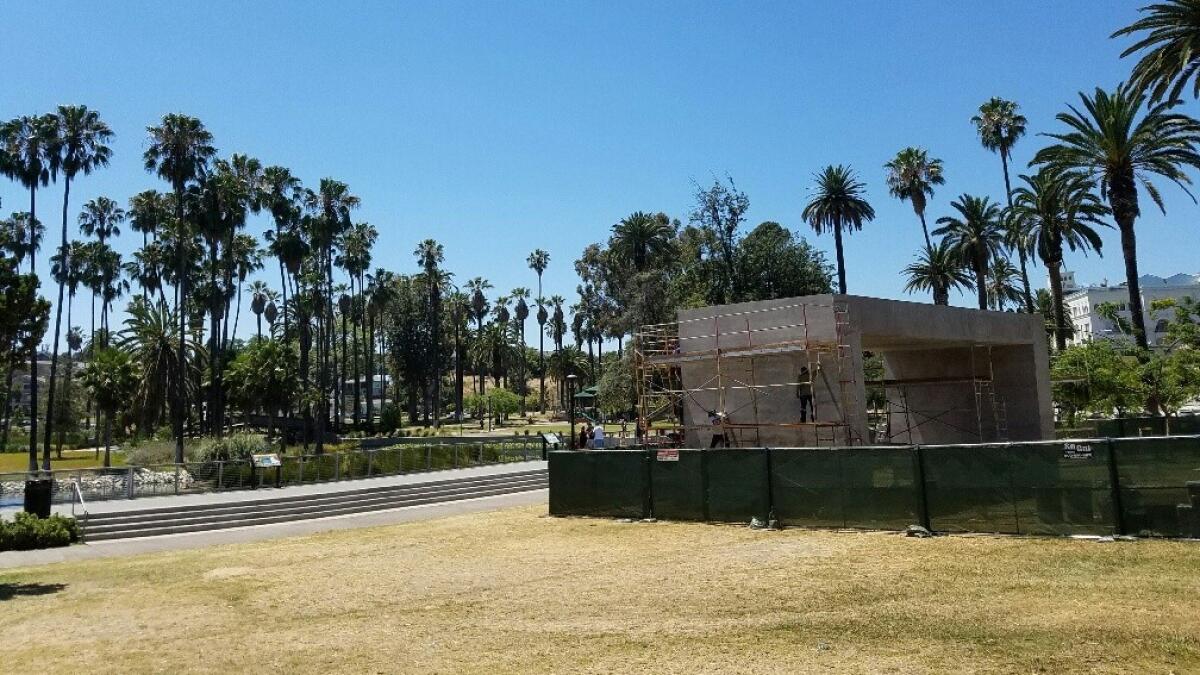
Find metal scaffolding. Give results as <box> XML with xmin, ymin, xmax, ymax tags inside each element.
<box><xmin>634</xmin><ymin>301</ymin><xmax>863</xmax><ymax>448</ymax></box>
<box><xmin>864</xmin><ymin>345</ymin><xmax>1009</xmax><ymax>444</ymax></box>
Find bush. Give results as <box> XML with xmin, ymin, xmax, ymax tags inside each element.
<box><xmin>122</xmin><ymin>440</ymin><xmax>178</xmax><ymax>466</ymax></box>
<box><xmin>380</xmin><ymin>404</ymin><xmax>402</xmax><ymax>432</ymax></box>
<box><xmin>193</xmin><ymin>434</ymin><xmax>270</xmax><ymax>463</ymax></box>
<box><xmin>0</xmin><ymin>512</ymin><xmax>80</xmax><ymax>551</ymax></box>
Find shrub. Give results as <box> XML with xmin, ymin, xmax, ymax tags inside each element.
<box><xmin>380</xmin><ymin>404</ymin><xmax>402</xmax><ymax>432</ymax></box>
<box><xmin>0</xmin><ymin>512</ymin><xmax>80</xmax><ymax>551</ymax></box>
<box><xmin>122</xmin><ymin>440</ymin><xmax>177</xmax><ymax>466</ymax></box>
<box><xmin>193</xmin><ymin>434</ymin><xmax>270</xmax><ymax>463</ymax></box>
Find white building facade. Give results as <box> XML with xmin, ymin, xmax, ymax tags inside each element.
<box><xmin>1061</xmin><ymin>272</ymin><xmax>1200</xmax><ymax>346</ymax></box>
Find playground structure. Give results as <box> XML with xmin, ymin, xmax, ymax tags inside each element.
<box><xmin>636</xmin><ymin>295</ymin><xmax>1053</xmax><ymax>447</ymax></box>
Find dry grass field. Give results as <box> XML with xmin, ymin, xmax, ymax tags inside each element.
<box><xmin>1</xmin><ymin>506</ymin><xmax>1198</xmax><ymax>674</ymax></box>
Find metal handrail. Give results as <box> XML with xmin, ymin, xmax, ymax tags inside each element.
<box><xmin>70</xmin><ymin>478</ymin><xmax>89</xmax><ymax>542</ymax></box>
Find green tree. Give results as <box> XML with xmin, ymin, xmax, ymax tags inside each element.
<box><xmin>144</xmin><ymin>114</ymin><xmax>216</xmax><ymax>463</ymax></box>
<box><xmin>224</xmin><ymin>338</ymin><xmax>298</xmax><ymax>453</ymax></box>
<box><xmin>972</xmin><ymin>97</ymin><xmax>1033</xmax><ymax>311</ymax></box>
<box><xmin>81</xmin><ymin>346</ymin><xmax>138</xmax><ymax>467</ymax></box>
<box><xmin>1034</xmin><ymin>84</ymin><xmax>1200</xmax><ymax>350</ymax></box>
<box><xmin>933</xmin><ymin>195</ymin><xmax>1004</xmax><ymax>310</ymax></box>
<box><xmin>902</xmin><ymin>239</ymin><xmax>972</xmax><ymax>306</ymax></box>
<box><xmin>2</xmin><ymin>114</ymin><xmax>58</xmax><ymax>472</ymax></box>
<box><xmin>1113</xmin><ymin>0</ymin><xmax>1200</xmax><ymax>101</ymax></box>
<box><xmin>689</xmin><ymin>177</ymin><xmax>749</xmax><ymax>303</ymax></box>
<box><xmin>1009</xmin><ymin>168</ymin><xmax>1109</xmax><ymax>351</ymax></box>
<box><xmin>612</xmin><ymin>211</ymin><xmax>675</xmax><ymax>273</ymax></box>
<box><xmin>415</xmin><ymin>239</ymin><xmax>445</xmax><ymax>427</ymax></box>
<box><xmin>1052</xmin><ymin>339</ymin><xmax>1144</xmax><ymax>424</ymax></box>
<box><xmin>735</xmin><ymin>222</ymin><xmax>833</xmax><ymax>300</ymax></box>
<box><xmin>801</xmin><ymin>165</ymin><xmax>875</xmax><ymax>294</ymax></box>
<box><xmin>986</xmin><ymin>257</ymin><xmax>1024</xmax><ymax>312</ymax></box>
<box><xmin>884</xmin><ymin>147</ymin><xmax>944</xmax><ymax>248</ymax></box>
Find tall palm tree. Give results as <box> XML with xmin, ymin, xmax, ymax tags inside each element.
<box><xmin>260</xmin><ymin>165</ymin><xmax>303</xmax><ymax>334</ymax></box>
<box><xmin>144</xmin><ymin>113</ymin><xmax>215</xmax><ymax>463</ymax></box>
<box><xmin>511</xmin><ymin>286</ymin><xmax>530</xmax><ymax>414</ymax></box>
<box><xmin>972</xmin><ymin>97</ymin><xmax>1033</xmax><ymax>311</ymax></box>
<box><xmin>492</xmin><ymin>295</ymin><xmax>511</xmax><ymax>389</ymax></box>
<box><xmin>801</xmin><ymin>165</ymin><xmax>875</xmax><ymax>294</ymax></box>
<box><xmin>447</xmin><ymin>289</ymin><xmax>469</xmax><ymax>420</ymax></box>
<box><xmin>611</xmin><ymin>212</ymin><xmax>674</xmax><ymax>273</ymax></box>
<box><xmin>986</xmin><ymin>257</ymin><xmax>1024</xmax><ymax>312</ymax></box>
<box><xmin>128</xmin><ymin>189</ymin><xmax>168</xmax><ymax>246</ymax></box>
<box><xmin>1114</xmin><ymin>0</ymin><xmax>1200</xmax><ymax>102</ymax></box>
<box><xmin>43</xmin><ymin>106</ymin><xmax>112</xmax><ymax>467</ymax></box>
<box><xmin>549</xmin><ymin>295</ymin><xmax>567</xmax><ymax>410</ymax></box>
<box><xmin>933</xmin><ymin>194</ymin><xmax>1004</xmax><ymax>310</ymax></box>
<box><xmin>415</xmin><ymin>239</ymin><xmax>445</xmax><ymax>427</ymax></box>
<box><xmin>526</xmin><ymin>249</ymin><xmax>550</xmax><ymax>412</ymax></box>
<box><xmin>902</xmin><ymin>239</ymin><xmax>973</xmax><ymax>306</ymax></box>
<box><xmin>249</xmin><ymin>279</ymin><xmax>271</xmax><ymax>339</ymax></box>
<box><xmin>1</xmin><ymin>113</ymin><xmax>56</xmax><ymax>473</ymax></box>
<box><xmin>466</xmin><ymin>277</ymin><xmax>492</xmax><ymax>397</ymax></box>
<box><xmin>1009</xmin><ymin>168</ymin><xmax>1109</xmax><ymax>351</ymax></box>
<box><xmin>884</xmin><ymin>147</ymin><xmax>945</xmax><ymax>248</ymax></box>
<box><xmin>1033</xmin><ymin>84</ymin><xmax>1200</xmax><ymax>349</ymax></box>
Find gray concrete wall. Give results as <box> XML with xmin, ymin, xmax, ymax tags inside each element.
<box><xmin>671</xmin><ymin>294</ymin><xmax>1052</xmax><ymax>446</ymax></box>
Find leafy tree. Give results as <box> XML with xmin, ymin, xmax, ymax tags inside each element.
<box><xmin>117</xmin><ymin>298</ymin><xmax>203</xmax><ymax>434</ymax></box>
<box><xmin>735</xmin><ymin>222</ymin><xmax>833</xmax><ymax>301</ymax></box>
<box><xmin>224</xmin><ymin>338</ymin><xmax>298</xmax><ymax>453</ymax></box>
<box><xmin>902</xmin><ymin>239</ymin><xmax>971</xmax><ymax>306</ymax></box>
<box><xmin>81</xmin><ymin>346</ymin><xmax>138</xmax><ymax>467</ymax></box>
<box><xmin>689</xmin><ymin>176</ymin><xmax>749</xmax><ymax>303</ymax></box>
<box><xmin>986</xmin><ymin>257</ymin><xmax>1024</xmax><ymax>311</ymax></box>
<box><xmin>972</xmin><ymin>97</ymin><xmax>1033</xmax><ymax>311</ymax></box>
<box><xmin>1034</xmin><ymin>84</ymin><xmax>1200</xmax><ymax>350</ymax></box>
<box><xmin>1052</xmin><ymin>339</ymin><xmax>1144</xmax><ymax>424</ymax></box>
<box><xmin>596</xmin><ymin>352</ymin><xmax>636</xmax><ymax>418</ymax></box>
<box><xmin>801</xmin><ymin>165</ymin><xmax>875</xmax><ymax>294</ymax></box>
<box><xmin>1113</xmin><ymin>0</ymin><xmax>1200</xmax><ymax>102</ymax></box>
<box><xmin>884</xmin><ymin>147</ymin><xmax>944</xmax><ymax>248</ymax></box>
<box><xmin>933</xmin><ymin>194</ymin><xmax>1004</xmax><ymax>310</ymax></box>
<box><xmin>612</xmin><ymin>211</ymin><xmax>675</xmax><ymax>273</ymax></box>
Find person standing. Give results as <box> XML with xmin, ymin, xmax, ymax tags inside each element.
<box><xmin>797</xmin><ymin>366</ymin><xmax>814</xmax><ymax>423</ymax></box>
<box><xmin>708</xmin><ymin>410</ymin><xmax>729</xmax><ymax>448</ymax></box>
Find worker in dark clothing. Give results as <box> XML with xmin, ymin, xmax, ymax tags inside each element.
<box><xmin>708</xmin><ymin>410</ymin><xmax>729</xmax><ymax>448</ymax></box>
<box><xmin>797</xmin><ymin>366</ymin><xmax>814</xmax><ymax>422</ymax></box>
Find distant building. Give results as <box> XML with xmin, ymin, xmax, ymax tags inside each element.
<box><xmin>1060</xmin><ymin>272</ymin><xmax>1200</xmax><ymax>346</ymax></box>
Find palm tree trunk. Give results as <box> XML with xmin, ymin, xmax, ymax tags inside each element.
<box><xmin>974</xmin><ymin>252</ymin><xmax>988</xmax><ymax>310</ymax></box>
<box><xmin>43</xmin><ymin>176</ymin><xmax>72</xmax><ymax>469</ymax></box>
<box><xmin>58</xmin><ymin>297</ymin><xmax>74</xmax><ymax>457</ymax></box>
<box><xmin>352</xmin><ymin>277</ymin><xmax>361</xmax><ymax>429</ymax></box>
<box><xmin>833</xmin><ymin>223</ymin><xmax>847</xmax><ymax>295</ymax></box>
<box><xmin>1000</xmin><ymin>151</ymin><xmax>1034</xmax><ymax>313</ymax></box>
<box><xmin>917</xmin><ymin>210</ymin><xmax>932</xmax><ymax>249</ymax></box>
<box><xmin>27</xmin><ymin>185</ymin><xmax>39</xmax><ymax>474</ymax></box>
<box><xmin>1117</xmin><ymin>220</ymin><xmax>1149</xmax><ymax>350</ymax></box>
<box><xmin>173</xmin><ymin>188</ymin><xmax>186</xmax><ymax>464</ymax></box>
<box><xmin>1047</xmin><ymin>258</ymin><xmax>1067</xmax><ymax>352</ymax></box>
<box><xmin>365</xmin><ymin>309</ymin><xmax>375</xmax><ymax>432</ymax></box>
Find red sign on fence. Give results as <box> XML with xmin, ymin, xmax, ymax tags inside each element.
<box><xmin>656</xmin><ymin>449</ymin><xmax>679</xmax><ymax>462</ymax></box>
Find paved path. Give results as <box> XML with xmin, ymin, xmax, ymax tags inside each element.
<box><xmin>0</xmin><ymin>463</ymin><xmax>548</xmax><ymax>570</ymax></box>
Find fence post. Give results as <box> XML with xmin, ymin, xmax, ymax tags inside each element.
<box><xmin>1105</xmin><ymin>438</ymin><xmax>1127</xmax><ymax>536</ymax></box>
<box><xmin>700</xmin><ymin>448</ymin><xmax>710</xmax><ymax>522</ymax></box>
<box><xmin>426</xmin><ymin>446</ymin><xmax>431</xmax><ymax>471</ymax></box>
<box><xmin>454</xmin><ymin>446</ymin><xmax>459</xmax><ymax>468</ymax></box>
<box><xmin>127</xmin><ymin>466</ymin><xmax>135</xmax><ymax>499</ymax></box>
<box><xmin>174</xmin><ymin>464</ymin><xmax>181</xmax><ymax>495</ymax></box>
<box><xmin>218</xmin><ymin>461</ymin><xmax>224</xmax><ymax>490</ymax></box>
<box><xmin>913</xmin><ymin>445</ymin><xmax>931</xmax><ymax>531</ymax></box>
<box><xmin>335</xmin><ymin>453</ymin><xmax>341</xmax><ymax>481</ymax></box>
<box><xmin>644</xmin><ymin>448</ymin><xmax>654</xmax><ymax>519</ymax></box>
<box><xmin>764</xmin><ymin>447</ymin><xmax>775</xmax><ymax>524</ymax></box>
<box><xmin>368</xmin><ymin>451</ymin><xmax>374</xmax><ymax>477</ymax></box>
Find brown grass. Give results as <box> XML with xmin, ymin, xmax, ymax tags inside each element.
<box><xmin>1</xmin><ymin>507</ymin><xmax>1197</xmax><ymax>674</ymax></box>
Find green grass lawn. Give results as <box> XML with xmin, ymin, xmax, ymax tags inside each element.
<box><xmin>0</xmin><ymin>449</ymin><xmax>124</xmax><ymax>474</ymax></box>
<box><xmin>1</xmin><ymin>506</ymin><xmax>1197</xmax><ymax>673</ymax></box>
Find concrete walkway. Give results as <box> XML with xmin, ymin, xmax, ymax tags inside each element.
<box><xmin>0</xmin><ymin>463</ymin><xmax>547</xmax><ymax>570</ymax></box>
<box><xmin>0</xmin><ymin>460</ymin><xmax>546</xmax><ymax>518</ymax></box>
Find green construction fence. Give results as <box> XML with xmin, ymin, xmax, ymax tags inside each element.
<box><xmin>548</xmin><ymin>436</ymin><xmax>1200</xmax><ymax>538</ymax></box>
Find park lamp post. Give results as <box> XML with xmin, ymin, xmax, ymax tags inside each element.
<box><xmin>567</xmin><ymin>373</ymin><xmax>579</xmax><ymax>449</ymax></box>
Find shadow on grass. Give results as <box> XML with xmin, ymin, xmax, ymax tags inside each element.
<box><xmin>0</xmin><ymin>582</ymin><xmax>67</xmax><ymax>601</ymax></box>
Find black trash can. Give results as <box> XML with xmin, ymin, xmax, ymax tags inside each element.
<box><xmin>24</xmin><ymin>477</ymin><xmax>53</xmax><ymax>518</ymax></box>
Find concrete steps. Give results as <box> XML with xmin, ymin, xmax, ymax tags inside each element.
<box><xmin>82</xmin><ymin>469</ymin><xmax>548</xmax><ymax>541</ymax></box>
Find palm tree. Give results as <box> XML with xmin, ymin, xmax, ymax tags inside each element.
<box><xmin>611</xmin><ymin>212</ymin><xmax>674</xmax><ymax>273</ymax></box>
<box><xmin>81</xmin><ymin>347</ymin><xmax>137</xmax><ymax>468</ymax></box>
<box><xmin>249</xmin><ymin>280</ymin><xmax>271</xmax><ymax>339</ymax></box>
<box><xmin>902</xmin><ymin>239</ymin><xmax>972</xmax><ymax>306</ymax></box>
<box><xmin>933</xmin><ymin>195</ymin><xmax>1004</xmax><ymax>310</ymax></box>
<box><xmin>986</xmin><ymin>257</ymin><xmax>1024</xmax><ymax>311</ymax></box>
<box><xmin>117</xmin><ymin>299</ymin><xmax>202</xmax><ymax>434</ymax></box>
<box><xmin>511</xmin><ymin>287</ymin><xmax>530</xmax><ymax>414</ymax></box>
<box><xmin>415</xmin><ymin>239</ymin><xmax>445</xmax><ymax>427</ymax></box>
<box><xmin>801</xmin><ymin>165</ymin><xmax>875</xmax><ymax>294</ymax></box>
<box><xmin>526</xmin><ymin>249</ymin><xmax>550</xmax><ymax>412</ymax></box>
<box><xmin>1114</xmin><ymin>0</ymin><xmax>1200</xmax><ymax>102</ymax></box>
<box><xmin>261</xmin><ymin>165</ymin><xmax>303</xmax><ymax>334</ymax></box>
<box><xmin>884</xmin><ymin>147</ymin><xmax>945</xmax><ymax>248</ymax></box>
<box><xmin>972</xmin><ymin>97</ymin><xmax>1033</xmax><ymax>311</ymax></box>
<box><xmin>43</xmin><ymin>106</ymin><xmax>112</xmax><ymax>467</ymax></box>
<box><xmin>447</xmin><ymin>290</ymin><xmax>469</xmax><ymax>421</ymax></box>
<box><xmin>1</xmin><ymin>113</ymin><xmax>56</xmax><ymax>472</ymax></box>
<box><xmin>1033</xmin><ymin>84</ymin><xmax>1200</xmax><ymax>349</ymax></box>
<box><xmin>492</xmin><ymin>295</ymin><xmax>511</xmax><ymax>389</ymax></box>
<box><xmin>128</xmin><ymin>189</ymin><xmax>168</xmax><ymax>246</ymax></box>
<box><xmin>549</xmin><ymin>295</ymin><xmax>567</xmax><ymax>410</ymax></box>
<box><xmin>1009</xmin><ymin>168</ymin><xmax>1109</xmax><ymax>351</ymax></box>
<box><xmin>226</xmin><ymin>232</ymin><xmax>261</xmax><ymax>342</ymax></box>
<box><xmin>466</xmin><ymin>277</ymin><xmax>492</xmax><ymax>397</ymax></box>
<box><xmin>144</xmin><ymin>113</ymin><xmax>215</xmax><ymax>463</ymax></box>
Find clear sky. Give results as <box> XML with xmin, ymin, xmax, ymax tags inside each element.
<box><xmin>2</xmin><ymin>1</ymin><xmax>1195</xmax><ymax>345</ymax></box>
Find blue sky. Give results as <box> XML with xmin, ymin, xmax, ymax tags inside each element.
<box><xmin>2</xmin><ymin>1</ymin><xmax>1195</xmax><ymax>345</ymax></box>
